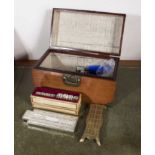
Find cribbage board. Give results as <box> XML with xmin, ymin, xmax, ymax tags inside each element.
<box><xmin>80</xmin><ymin>104</ymin><xmax>107</xmax><ymax>146</ymax></box>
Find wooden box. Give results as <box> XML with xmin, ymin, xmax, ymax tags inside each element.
<box><xmin>32</xmin><ymin>8</ymin><xmax>126</xmax><ymax>104</ymax></box>
<box><xmin>30</xmin><ymin>87</ymin><xmax>82</xmax><ymax>115</ymax></box>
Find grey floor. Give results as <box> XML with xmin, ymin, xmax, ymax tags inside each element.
<box><xmin>15</xmin><ymin>66</ymin><xmax>141</xmax><ymax>155</ymax></box>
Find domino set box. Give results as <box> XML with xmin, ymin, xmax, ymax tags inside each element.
<box><xmin>31</xmin><ymin>87</ymin><xmax>81</xmax><ymax>115</ymax></box>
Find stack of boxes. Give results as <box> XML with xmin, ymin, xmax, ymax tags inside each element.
<box><xmin>22</xmin><ymin>87</ymin><xmax>82</xmax><ymax>133</ymax></box>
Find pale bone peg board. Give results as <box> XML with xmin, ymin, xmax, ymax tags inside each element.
<box><xmin>80</xmin><ymin>104</ymin><xmax>107</xmax><ymax>146</ymax></box>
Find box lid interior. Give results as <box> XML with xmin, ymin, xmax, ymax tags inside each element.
<box><xmin>50</xmin><ymin>8</ymin><xmax>125</xmax><ymax>56</ymax></box>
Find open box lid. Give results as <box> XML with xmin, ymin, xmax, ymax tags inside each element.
<box><xmin>50</xmin><ymin>8</ymin><xmax>126</xmax><ymax>57</ymax></box>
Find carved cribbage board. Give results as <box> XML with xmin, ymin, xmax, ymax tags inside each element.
<box><xmin>80</xmin><ymin>104</ymin><xmax>107</xmax><ymax>146</ymax></box>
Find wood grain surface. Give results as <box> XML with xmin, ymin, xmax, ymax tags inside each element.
<box><xmin>32</xmin><ymin>68</ymin><xmax>116</xmax><ymax>104</ymax></box>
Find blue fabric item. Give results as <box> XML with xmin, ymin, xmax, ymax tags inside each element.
<box><xmin>86</xmin><ymin>65</ymin><xmax>113</xmax><ymax>75</ymax></box>
<box><xmin>86</xmin><ymin>65</ymin><xmax>100</xmax><ymax>74</ymax></box>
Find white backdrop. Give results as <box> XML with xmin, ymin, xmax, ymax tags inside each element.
<box><xmin>14</xmin><ymin>0</ymin><xmax>141</xmax><ymax>60</ymax></box>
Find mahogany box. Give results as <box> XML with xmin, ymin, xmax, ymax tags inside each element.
<box><xmin>32</xmin><ymin>8</ymin><xmax>126</xmax><ymax>105</ymax></box>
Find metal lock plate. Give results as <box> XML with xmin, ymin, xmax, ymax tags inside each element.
<box><xmin>63</xmin><ymin>74</ymin><xmax>81</xmax><ymax>87</ymax></box>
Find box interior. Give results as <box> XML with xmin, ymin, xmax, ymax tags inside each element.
<box><xmin>39</xmin><ymin>52</ymin><xmax>116</xmax><ymax>78</ymax></box>
<box><xmin>51</xmin><ymin>9</ymin><xmax>125</xmax><ymax>55</ymax></box>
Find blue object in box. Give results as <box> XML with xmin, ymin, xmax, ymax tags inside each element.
<box><xmin>86</xmin><ymin>65</ymin><xmax>113</xmax><ymax>76</ymax></box>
